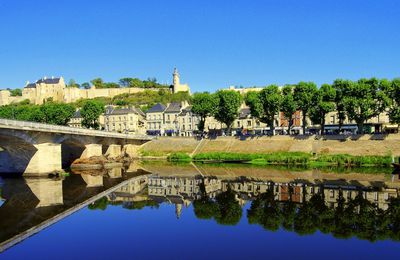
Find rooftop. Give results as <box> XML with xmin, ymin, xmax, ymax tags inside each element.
<box><xmin>165</xmin><ymin>102</ymin><xmax>182</xmax><ymax>113</ymax></box>
<box><xmin>105</xmin><ymin>106</ymin><xmax>144</xmax><ymax>116</ymax></box>
<box><xmin>147</xmin><ymin>103</ymin><xmax>167</xmax><ymax>113</ymax></box>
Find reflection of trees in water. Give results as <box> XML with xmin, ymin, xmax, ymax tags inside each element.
<box><xmin>88</xmin><ymin>197</ymin><xmax>108</xmax><ymax>210</ymax></box>
<box><xmin>88</xmin><ymin>197</ymin><xmax>159</xmax><ymax>211</ymax></box>
<box><xmin>247</xmin><ymin>187</ymin><xmax>400</xmax><ymax>242</ymax></box>
<box><xmin>193</xmin><ymin>187</ymin><xmax>242</xmax><ymax>226</ymax></box>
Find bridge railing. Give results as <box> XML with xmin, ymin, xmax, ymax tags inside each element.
<box><xmin>0</xmin><ymin>118</ymin><xmax>153</xmax><ymax>140</ymax></box>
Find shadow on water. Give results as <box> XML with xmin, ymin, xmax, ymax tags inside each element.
<box><xmin>1</xmin><ymin>161</ymin><xmax>400</xmax><ymax>253</ymax></box>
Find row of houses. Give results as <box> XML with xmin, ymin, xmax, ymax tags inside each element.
<box><xmin>68</xmin><ymin>99</ymin><xmax>398</xmax><ymax>136</ymax></box>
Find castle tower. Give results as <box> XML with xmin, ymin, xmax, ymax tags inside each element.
<box><xmin>173</xmin><ymin>68</ymin><xmax>180</xmax><ymax>92</ymax></box>
<box><xmin>175</xmin><ymin>203</ymin><xmax>182</xmax><ymax>219</ymax></box>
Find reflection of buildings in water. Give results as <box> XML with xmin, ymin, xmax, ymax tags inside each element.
<box><xmin>147</xmin><ymin>175</ymin><xmax>400</xmax><ymax>213</ymax></box>
<box><xmin>107</xmin><ymin>175</ymin><xmax>148</xmax><ymax>203</ymax></box>
<box><xmin>107</xmin><ymin>168</ymin><xmax>122</xmax><ymax>179</ymax></box>
<box><xmin>147</xmin><ymin>175</ymin><xmax>217</xmax><ymax>219</ymax></box>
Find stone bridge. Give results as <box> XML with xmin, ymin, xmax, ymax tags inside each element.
<box><xmin>0</xmin><ymin>119</ymin><xmax>154</xmax><ymax>176</ymax></box>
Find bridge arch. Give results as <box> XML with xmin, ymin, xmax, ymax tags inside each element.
<box><xmin>60</xmin><ymin>137</ymin><xmax>87</xmax><ymax>168</ymax></box>
<box><xmin>0</xmin><ymin>133</ymin><xmax>37</xmax><ymax>174</ymax></box>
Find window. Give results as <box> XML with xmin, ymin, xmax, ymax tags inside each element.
<box><xmin>237</xmin><ymin>121</ymin><xmax>240</xmax><ymax>127</ymax></box>
<box><xmin>248</xmin><ymin>120</ymin><xmax>252</xmax><ymax>126</ymax></box>
<box><xmin>330</xmin><ymin>190</ymin><xmax>335</xmax><ymax>198</ymax></box>
<box><xmin>330</xmin><ymin>115</ymin><xmax>335</xmax><ymax>124</ymax></box>
<box><xmin>167</xmin><ymin>115</ymin><xmax>170</xmax><ymax>120</ymax></box>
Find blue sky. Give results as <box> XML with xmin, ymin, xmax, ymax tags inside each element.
<box><xmin>0</xmin><ymin>0</ymin><xmax>399</xmax><ymax>92</ymax></box>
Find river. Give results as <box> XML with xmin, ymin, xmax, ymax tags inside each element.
<box><xmin>0</xmin><ymin>162</ymin><xmax>399</xmax><ymax>259</ymax></box>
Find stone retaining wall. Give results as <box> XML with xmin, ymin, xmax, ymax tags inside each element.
<box><xmin>140</xmin><ymin>134</ymin><xmax>400</xmax><ymax>156</ymax></box>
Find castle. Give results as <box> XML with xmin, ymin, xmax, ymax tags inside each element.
<box><xmin>0</xmin><ymin>68</ymin><xmax>190</xmax><ymax>106</ymax></box>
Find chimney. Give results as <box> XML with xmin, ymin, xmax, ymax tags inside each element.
<box><xmin>26</xmin><ymin>81</ymin><xmax>30</xmax><ymax>85</ymax></box>
<box><xmin>44</xmin><ymin>76</ymin><xmax>47</xmax><ymax>80</ymax></box>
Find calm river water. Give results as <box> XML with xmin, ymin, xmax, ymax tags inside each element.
<box><xmin>1</xmin><ymin>162</ymin><xmax>400</xmax><ymax>259</ymax></box>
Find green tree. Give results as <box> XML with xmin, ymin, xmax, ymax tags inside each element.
<box><xmin>191</xmin><ymin>92</ymin><xmax>217</xmax><ymax>132</ymax></box>
<box><xmin>332</xmin><ymin>79</ymin><xmax>352</xmax><ymax>133</ymax></box>
<box><xmin>281</xmin><ymin>85</ymin><xmax>297</xmax><ymax>135</ymax></box>
<box><xmin>386</xmin><ymin>78</ymin><xmax>400</xmax><ymax>124</ymax></box>
<box><xmin>104</xmin><ymin>82</ymin><xmax>120</xmax><ymax>88</ymax></box>
<box><xmin>7</xmin><ymin>88</ymin><xmax>22</xmax><ymax>96</ymax></box>
<box><xmin>310</xmin><ymin>84</ymin><xmax>336</xmax><ymax>134</ymax></box>
<box><xmin>342</xmin><ymin>78</ymin><xmax>390</xmax><ymax>134</ymax></box>
<box><xmin>81</xmin><ymin>100</ymin><xmax>104</xmax><ymax>129</ymax></box>
<box><xmin>90</xmin><ymin>78</ymin><xmax>104</xmax><ymax>88</ymax></box>
<box><xmin>214</xmin><ymin>90</ymin><xmax>242</xmax><ymax>134</ymax></box>
<box><xmin>294</xmin><ymin>82</ymin><xmax>318</xmax><ymax>134</ymax></box>
<box><xmin>40</xmin><ymin>102</ymin><xmax>75</xmax><ymax>125</ymax></box>
<box><xmin>245</xmin><ymin>85</ymin><xmax>282</xmax><ymax>135</ymax></box>
<box><xmin>81</xmin><ymin>82</ymin><xmax>91</xmax><ymax>89</ymax></box>
<box><xmin>119</xmin><ymin>77</ymin><xmax>133</xmax><ymax>87</ymax></box>
<box><xmin>67</xmin><ymin>79</ymin><xmax>80</xmax><ymax>88</ymax></box>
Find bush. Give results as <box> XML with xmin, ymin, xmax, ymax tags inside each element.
<box><xmin>167</xmin><ymin>152</ymin><xmax>192</xmax><ymax>162</ymax></box>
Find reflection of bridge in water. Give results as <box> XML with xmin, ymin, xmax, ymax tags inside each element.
<box><xmin>0</xmin><ymin>167</ymin><xmax>150</xmax><ymax>253</ymax></box>
<box><xmin>1</xmin><ymin>163</ymin><xmax>400</xmax><ymax>252</ymax></box>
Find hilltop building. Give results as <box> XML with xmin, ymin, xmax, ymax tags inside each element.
<box><xmin>172</xmin><ymin>68</ymin><xmax>190</xmax><ymax>94</ymax></box>
<box><xmin>0</xmin><ymin>69</ymin><xmax>191</xmax><ymax>106</ymax></box>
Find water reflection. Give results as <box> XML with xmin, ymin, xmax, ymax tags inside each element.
<box><xmin>0</xmin><ymin>167</ymin><xmax>148</xmax><ymax>252</ymax></box>
<box><xmin>1</xmin><ymin>163</ymin><xmax>400</xmax><ymax>253</ymax></box>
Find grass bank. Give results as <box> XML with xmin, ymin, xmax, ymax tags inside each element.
<box><xmin>166</xmin><ymin>151</ymin><xmax>393</xmax><ymax>168</ymax></box>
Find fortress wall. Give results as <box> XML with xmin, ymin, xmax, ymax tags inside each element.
<box><xmin>140</xmin><ymin>135</ymin><xmax>400</xmax><ymax>156</ymax></box>
<box><xmin>3</xmin><ymin>85</ymin><xmax>169</xmax><ymax>105</ymax></box>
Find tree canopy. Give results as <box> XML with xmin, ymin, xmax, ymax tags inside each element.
<box><xmin>81</xmin><ymin>100</ymin><xmax>104</xmax><ymax>129</ymax></box>
<box><xmin>214</xmin><ymin>90</ymin><xmax>242</xmax><ymax>133</ymax></box>
<box><xmin>191</xmin><ymin>92</ymin><xmax>217</xmax><ymax>132</ymax></box>
<box><xmin>294</xmin><ymin>82</ymin><xmax>318</xmax><ymax>134</ymax></box>
<box><xmin>342</xmin><ymin>78</ymin><xmax>390</xmax><ymax>134</ymax></box>
<box><xmin>245</xmin><ymin>85</ymin><xmax>282</xmax><ymax>135</ymax></box>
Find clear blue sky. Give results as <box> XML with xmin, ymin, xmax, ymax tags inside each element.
<box><xmin>0</xmin><ymin>0</ymin><xmax>399</xmax><ymax>92</ymax></box>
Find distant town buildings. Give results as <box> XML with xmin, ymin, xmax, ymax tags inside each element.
<box><xmin>104</xmin><ymin>106</ymin><xmax>146</xmax><ymax>134</ymax></box>
<box><xmin>0</xmin><ymin>68</ymin><xmax>190</xmax><ymax>106</ymax></box>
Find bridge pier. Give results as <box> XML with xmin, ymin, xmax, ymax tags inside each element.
<box><xmin>24</xmin><ymin>143</ymin><xmax>62</xmax><ymax>177</ymax></box>
<box><xmin>81</xmin><ymin>174</ymin><xmax>104</xmax><ymax>187</ymax></box>
<box><xmin>123</xmin><ymin>144</ymin><xmax>141</xmax><ymax>158</ymax></box>
<box><xmin>81</xmin><ymin>144</ymin><xmax>102</xmax><ymax>159</ymax></box>
<box><xmin>25</xmin><ymin>178</ymin><xmax>63</xmax><ymax>207</ymax></box>
<box><xmin>104</xmin><ymin>144</ymin><xmax>122</xmax><ymax>159</ymax></box>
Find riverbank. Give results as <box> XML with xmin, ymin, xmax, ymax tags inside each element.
<box><xmin>165</xmin><ymin>151</ymin><xmax>393</xmax><ymax>168</ymax></box>
<box><xmin>140</xmin><ymin>135</ymin><xmax>400</xmax><ymax>157</ymax></box>
<box><xmin>138</xmin><ymin>135</ymin><xmax>400</xmax><ymax>168</ymax></box>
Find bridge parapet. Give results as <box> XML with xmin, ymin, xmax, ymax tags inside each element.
<box><xmin>0</xmin><ymin>118</ymin><xmax>154</xmax><ymax>141</ymax></box>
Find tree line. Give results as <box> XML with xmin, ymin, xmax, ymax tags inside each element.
<box><xmin>67</xmin><ymin>77</ymin><xmax>170</xmax><ymax>89</ymax></box>
<box><xmin>191</xmin><ymin>78</ymin><xmax>400</xmax><ymax>135</ymax></box>
<box><xmin>0</xmin><ymin>89</ymin><xmax>191</xmax><ymax>129</ymax></box>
